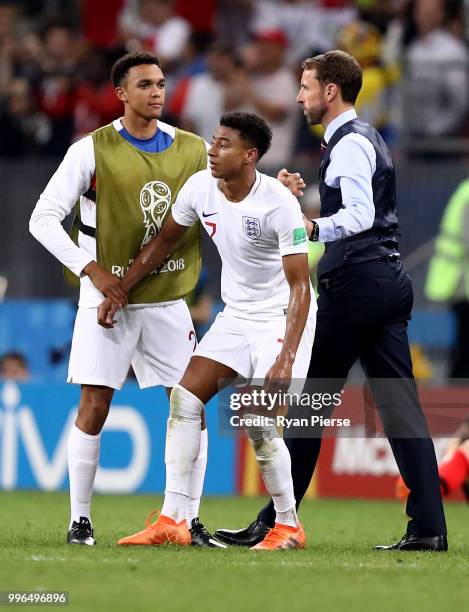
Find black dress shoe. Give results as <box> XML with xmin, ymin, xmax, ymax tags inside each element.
<box><xmin>67</xmin><ymin>517</ymin><xmax>96</xmax><ymax>546</ymax></box>
<box><xmin>214</xmin><ymin>519</ymin><xmax>270</xmax><ymax>547</ymax></box>
<box><xmin>373</xmin><ymin>534</ymin><xmax>448</xmax><ymax>552</ymax></box>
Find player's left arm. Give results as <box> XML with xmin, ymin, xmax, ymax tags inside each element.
<box><xmin>264</xmin><ymin>253</ymin><xmax>311</xmax><ymax>388</ymax></box>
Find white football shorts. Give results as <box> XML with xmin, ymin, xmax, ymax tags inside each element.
<box><xmin>68</xmin><ymin>301</ymin><xmax>197</xmax><ymax>390</ymax></box>
<box><xmin>193</xmin><ymin>304</ymin><xmax>316</xmax><ymax>385</ymax></box>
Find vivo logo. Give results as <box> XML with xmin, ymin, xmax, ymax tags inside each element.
<box><xmin>0</xmin><ymin>382</ymin><xmax>150</xmax><ymax>493</ymax></box>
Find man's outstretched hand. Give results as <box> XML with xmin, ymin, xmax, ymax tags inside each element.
<box><xmin>83</xmin><ymin>261</ymin><xmax>128</xmax><ymax>305</ymax></box>
<box><xmin>97</xmin><ymin>297</ymin><xmax>121</xmax><ymax>328</ymax></box>
<box><xmin>277</xmin><ymin>169</ymin><xmax>306</xmax><ymax>197</ymax></box>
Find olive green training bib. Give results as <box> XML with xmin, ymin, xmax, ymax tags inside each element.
<box><xmin>65</xmin><ymin>122</ymin><xmax>207</xmax><ymax>304</ymax></box>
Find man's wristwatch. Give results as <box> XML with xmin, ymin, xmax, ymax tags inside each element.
<box><xmin>309</xmin><ymin>220</ymin><xmax>319</xmax><ymax>242</ymax></box>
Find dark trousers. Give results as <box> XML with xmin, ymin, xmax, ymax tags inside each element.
<box><xmin>258</xmin><ymin>259</ymin><xmax>447</xmax><ymax>536</ymax></box>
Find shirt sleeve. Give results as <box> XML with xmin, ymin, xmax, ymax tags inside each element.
<box><xmin>29</xmin><ymin>135</ymin><xmax>96</xmax><ymax>276</ymax></box>
<box><xmin>315</xmin><ymin>133</ymin><xmax>376</xmax><ymax>243</ymax></box>
<box><xmin>171</xmin><ymin>176</ymin><xmax>200</xmax><ymax>227</ymax></box>
<box><xmin>271</xmin><ymin>188</ymin><xmax>309</xmax><ymax>256</ymax></box>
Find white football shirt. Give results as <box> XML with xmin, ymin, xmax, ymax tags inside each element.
<box><xmin>172</xmin><ymin>169</ymin><xmax>311</xmax><ymax>319</ymax></box>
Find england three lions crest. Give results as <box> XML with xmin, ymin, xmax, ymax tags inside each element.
<box><xmin>242</xmin><ymin>216</ymin><xmax>261</xmax><ymax>239</ymax></box>
<box><xmin>140</xmin><ymin>181</ymin><xmax>172</xmax><ymax>246</ymax></box>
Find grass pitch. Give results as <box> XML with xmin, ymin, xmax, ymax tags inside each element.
<box><xmin>0</xmin><ymin>491</ymin><xmax>468</xmax><ymax>612</ymax></box>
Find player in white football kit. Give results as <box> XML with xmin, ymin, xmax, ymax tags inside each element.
<box><xmin>29</xmin><ymin>52</ymin><xmax>217</xmax><ymax>548</ymax></box>
<box><xmin>99</xmin><ymin>112</ymin><xmax>316</xmax><ymax>550</ymax></box>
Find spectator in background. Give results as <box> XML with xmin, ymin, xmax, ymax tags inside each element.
<box><xmin>336</xmin><ymin>20</ymin><xmax>393</xmax><ymax>141</ymax></box>
<box><xmin>216</xmin><ymin>0</ymin><xmax>255</xmax><ymax>50</ymax></box>
<box><xmin>240</xmin><ymin>29</ymin><xmax>298</xmax><ymax>170</ymax></box>
<box><xmin>425</xmin><ymin>179</ymin><xmax>469</xmax><ymax>381</ymax></box>
<box><xmin>163</xmin><ymin>29</ymin><xmax>214</xmax><ymax>127</ymax></box>
<box><xmin>175</xmin><ymin>30</ymin><xmax>214</xmax><ymax>79</ymax></box>
<box><xmin>0</xmin><ymin>351</ymin><xmax>29</xmax><ymax>381</ymax></box>
<box><xmin>403</xmin><ymin>0</ymin><xmax>468</xmax><ymax>139</ymax></box>
<box><xmin>73</xmin><ymin>48</ymin><xmax>123</xmax><ymax>140</ymax></box>
<box><xmin>0</xmin><ymin>78</ymin><xmax>50</xmax><ymax>156</ymax></box>
<box><xmin>251</xmin><ymin>0</ymin><xmax>358</xmax><ymax>63</ymax></box>
<box><xmin>38</xmin><ymin>22</ymin><xmax>80</xmax><ymax>155</ymax></box>
<box><xmin>169</xmin><ymin>42</ymin><xmax>248</xmax><ymax>142</ymax></box>
<box><xmin>118</xmin><ymin>0</ymin><xmax>190</xmax><ymax>72</ymax></box>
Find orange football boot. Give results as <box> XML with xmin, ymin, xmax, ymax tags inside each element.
<box><xmin>250</xmin><ymin>523</ymin><xmax>306</xmax><ymax>550</ymax></box>
<box><xmin>117</xmin><ymin>510</ymin><xmax>191</xmax><ymax>546</ymax></box>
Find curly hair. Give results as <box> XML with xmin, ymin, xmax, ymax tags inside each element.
<box><xmin>220</xmin><ymin>112</ymin><xmax>273</xmax><ymax>160</ymax></box>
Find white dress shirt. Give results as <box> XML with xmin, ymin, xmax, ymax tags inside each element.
<box><xmin>315</xmin><ymin>109</ymin><xmax>377</xmax><ymax>243</ymax></box>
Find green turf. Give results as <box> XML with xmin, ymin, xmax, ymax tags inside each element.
<box><xmin>0</xmin><ymin>491</ymin><xmax>467</xmax><ymax>612</ymax></box>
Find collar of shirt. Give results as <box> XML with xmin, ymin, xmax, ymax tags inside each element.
<box><xmin>324</xmin><ymin>108</ymin><xmax>357</xmax><ymax>144</ymax></box>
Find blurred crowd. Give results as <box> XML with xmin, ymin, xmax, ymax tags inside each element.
<box><xmin>0</xmin><ymin>0</ymin><xmax>467</xmax><ymax>162</ymax></box>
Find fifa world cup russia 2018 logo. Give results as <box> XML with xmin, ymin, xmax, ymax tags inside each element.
<box><xmin>140</xmin><ymin>181</ymin><xmax>172</xmax><ymax>247</ymax></box>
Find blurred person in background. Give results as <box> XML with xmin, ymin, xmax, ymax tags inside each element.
<box><xmin>240</xmin><ymin>29</ymin><xmax>298</xmax><ymax>171</ymax></box>
<box><xmin>38</xmin><ymin>21</ymin><xmax>80</xmax><ymax>155</ymax></box>
<box><xmin>169</xmin><ymin>42</ymin><xmax>249</xmax><ymax>142</ymax></box>
<box><xmin>173</xmin><ymin>30</ymin><xmax>214</xmax><ymax>80</ymax></box>
<box><xmin>336</xmin><ymin>20</ymin><xmax>394</xmax><ymax>142</ymax></box>
<box><xmin>73</xmin><ymin>48</ymin><xmax>123</xmax><ymax>140</ymax></box>
<box><xmin>251</xmin><ymin>0</ymin><xmax>358</xmax><ymax>63</ymax></box>
<box><xmin>118</xmin><ymin>0</ymin><xmax>190</xmax><ymax>74</ymax></box>
<box><xmin>216</xmin><ymin>0</ymin><xmax>255</xmax><ymax>50</ymax></box>
<box><xmin>0</xmin><ymin>351</ymin><xmax>29</xmax><ymax>381</ymax></box>
<box><xmin>397</xmin><ymin>418</ymin><xmax>469</xmax><ymax>502</ymax></box>
<box><xmin>425</xmin><ymin>179</ymin><xmax>469</xmax><ymax>380</ymax></box>
<box><xmin>0</xmin><ymin>77</ymin><xmax>50</xmax><ymax>156</ymax></box>
<box><xmin>403</xmin><ymin>0</ymin><xmax>468</xmax><ymax>140</ymax></box>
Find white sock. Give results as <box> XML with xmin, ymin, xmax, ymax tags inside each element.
<box><xmin>162</xmin><ymin>384</ymin><xmax>203</xmax><ymax>523</ymax></box>
<box><xmin>245</xmin><ymin>417</ymin><xmax>297</xmax><ymax>528</ymax></box>
<box><xmin>68</xmin><ymin>424</ymin><xmax>100</xmax><ymax>529</ymax></box>
<box><xmin>186</xmin><ymin>428</ymin><xmax>208</xmax><ymax>526</ymax></box>
<box><xmin>276</xmin><ymin>505</ymin><xmax>299</xmax><ymax>528</ymax></box>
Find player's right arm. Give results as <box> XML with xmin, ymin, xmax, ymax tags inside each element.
<box><xmin>29</xmin><ymin>136</ymin><xmax>127</xmax><ymax>304</ymax></box>
<box><xmin>123</xmin><ymin>212</ymin><xmax>189</xmax><ymax>292</ymax></box>
<box><xmin>97</xmin><ymin>212</ymin><xmax>189</xmax><ymax>328</ymax></box>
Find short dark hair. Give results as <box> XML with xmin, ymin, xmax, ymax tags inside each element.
<box><xmin>220</xmin><ymin>112</ymin><xmax>272</xmax><ymax>160</ymax></box>
<box><xmin>111</xmin><ymin>52</ymin><xmax>161</xmax><ymax>87</ymax></box>
<box><xmin>302</xmin><ymin>50</ymin><xmax>362</xmax><ymax>104</ymax></box>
